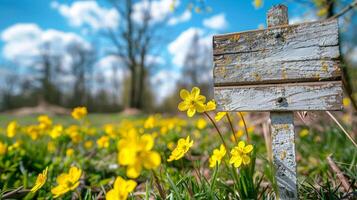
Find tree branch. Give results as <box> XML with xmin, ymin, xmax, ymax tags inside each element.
<box><xmin>330</xmin><ymin>0</ymin><xmax>357</xmax><ymax>19</ymax></box>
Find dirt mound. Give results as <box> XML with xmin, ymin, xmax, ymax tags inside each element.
<box><xmin>4</xmin><ymin>102</ymin><xmax>70</xmax><ymax>116</ymax></box>
<box><xmin>120</xmin><ymin>108</ymin><xmax>141</xmax><ymax>115</ymax></box>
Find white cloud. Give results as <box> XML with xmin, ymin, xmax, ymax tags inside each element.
<box><xmin>95</xmin><ymin>55</ymin><xmax>127</xmax><ymax>80</ymax></box>
<box><xmin>146</xmin><ymin>55</ymin><xmax>165</xmax><ymax>66</ymax></box>
<box><xmin>1</xmin><ymin>23</ymin><xmax>91</xmax><ymax>67</ymax></box>
<box><xmin>203</xmin><ymin>13</ymin><xmax>228</xmax><ymax>30</ymax></box>
<box><xmin>168</xmin><ymin>27</ymin><xmax>211</xmax><ymax>67</ymax></box>
<box><xmin>289</xmin><ymin>13</ymin><xmax>317</xmax><ymax>24</ymax></box>
<box><xmin>132</xmin><ymin>0</ymin><xmax>179</xmax><ymax>24</ymax></box>
<box><xmin>52</xmin><ymin>1</ymin><xmax>119</xmax><ymax>31</ymax></box>
<box><xmin>168</xmin><ymin>10</ymin><xmax>191</xmax><ymax>25</ymax></box>
<box><xmin>150</xmin><ymin>69</ymin><xmax>180</xmax><ymax>103</ymax></box>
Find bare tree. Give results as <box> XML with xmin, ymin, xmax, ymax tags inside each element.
<box><xmin>104</xmin><ymin>0</ymin><xmax>166</xmax><ymax>109</ymax></box>
<box><xmin>67</xmin><ymin>43</ymin><xmax>96</xmax><ymax>106</ymax></box>
<box><xmin>180</xmin><ymin>31</ymin><xmax>213</xmax><ymax>97</ymax></box>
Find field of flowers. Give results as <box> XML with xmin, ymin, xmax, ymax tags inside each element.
<box><xmin>0</xmin><ymin>87</ymin><xmax>356</xmax><ymax>199</ymax></box>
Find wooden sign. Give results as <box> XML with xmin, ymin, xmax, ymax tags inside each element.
<box><xmin>212</xmin><ymin>5</ymin><xmax>343</xmax><ymax>200</ymax></box>
<box><xmin>213</xmin><ymin>14</ymin><xmax>343</xmax><ymax>111</ymax></box>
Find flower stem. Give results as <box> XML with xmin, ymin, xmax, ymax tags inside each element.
<box><xmin>204</xmin><ymin>112</ymin><xmax>229</xmax><ymax>156</ymax></box>
<box><xmin>226</xmin><ymin>114</ymin><xmax>238</xmax><ymax>145</ymax></box>
<box><xmin>238</xmin><ymin>112</ymin><xmax>250</xmax><ymax>143</ymax></box>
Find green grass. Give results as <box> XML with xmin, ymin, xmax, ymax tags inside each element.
<box><xmin>0</xmin><ymin>113</ymin><xmax>356</xmax><ymax>199</ymax></box>
<box><xmin>0</xmin><ymin>113</ymin><xmax>145</xmax><ymax>127</ymax></box>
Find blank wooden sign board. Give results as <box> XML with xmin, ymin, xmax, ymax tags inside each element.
<box><xmin>213</xmin><ymin>5</ymin><xmax>342</xmax><ymax>199</ymax></box>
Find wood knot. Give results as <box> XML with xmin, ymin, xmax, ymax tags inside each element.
<box><xmin>275</xmin><ymin>32</ymin><xmax>282</xmax><ymax>39</ymax></box>
<box><xmin>276</xmin><ymin>97</ymin><xmax>287</xmax><ymax>106</ymax></box>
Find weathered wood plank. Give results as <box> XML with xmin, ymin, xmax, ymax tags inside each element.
<box><xmin>271</xmin><ymin>112</ymin><xmax>297</xmax><ymax>199</ymax></box>
<box><xmin>214</xmin><ymin>81</ymin><xmax>342</xmax><ymax>111</ymax></box>
<box><xmin>213</xmin><ymin>19</ymin><xmax>339</xmax><ymax>55</ymax></box>
<box><xmin>214</xmin><ymin>59</ymin><xmax>341</xmax><ymax>86</ymax></box>
<box><xmin>213</xmin><ymin>19</ymin><xmax>340</xmax><ymax>85</ymax></box>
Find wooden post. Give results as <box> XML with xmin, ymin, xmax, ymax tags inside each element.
<box><xmin>268</xmin><ymin>5</ymin><xmax>298</xmax><ymax>199</ymax></box>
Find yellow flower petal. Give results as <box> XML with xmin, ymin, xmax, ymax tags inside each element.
<box><xmin>187</xmin><ymin>108</ymin><xmax>196</xmax><ymax>117</ymax></box>
<box><xmin>178</xmin><ymin>101</ymin><xmax>189</xmax><ymax>111</ymax></box>
<box><xmin>191</xmin><ymin>87</ymin><xmax>200</xmax><ymax>98</ymax></box>
<box><xmin>180</xmin><ymin>89</ymin><xmax>190</xmax><ymax>100</ymax></box>
<box><xmin>125</xmin><ymin>180</ymin><xmax>137</xmax><ymax>193</ymax></box>
<box><xmin>205</xmin><ymin>100</ymin><xmax>216</xmax><ymax>111</ymax></box>
<box><xmin>195</xmin><ymin>102</ymin><xmax>206</xmax><ymax>113</ymax></box>
<box><xmin>238</xmin><ymin>141</ymin><xmax>245</xmax><ymax>150</ymax></box>
<box><xmin>196</xmin><ymin>95</ymin><xmax>206</xmax><ymax>103</ymax></box>
<box><xmin>127</xmin><ymin>162</ymin><xmax>142</xmax><ymax>179</ymax></box>
<box><xmin>142</xmin><ymin>151</ymin><xmax>161</xmax><ymax>169</ymax></box>
<box><xmin>140</xmin><ymin>134</ymin><xmax>154</xmax><ymax>151</ymax></box>
<box><xmin>243</xmin><ymin>145</ymin><xmax>253</xmax><ymax>154</ymax></box>
<box><xmin>233</xmin><ymin>156</ymin><xmax>242</xmax><ymax>168</ymax></box>
<box><xmin>242</xmin><ymin>155</ymin><xmax>251</xmax><ymax>165</ymax></box>
<box><xmin>215</xmin><ymin>112</ymin><xmax>227</xmax><ymax>122</ymax></box>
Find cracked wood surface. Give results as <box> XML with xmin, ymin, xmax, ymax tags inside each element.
<box><xmin>213</xmin><ymin>19</ymin><xmax>340</xmax><ymax>86</ymax></box>
<box><xmin>214</xmin><ymin>81</ymin><xmax>343</xmax><ymax>111</ymax></box>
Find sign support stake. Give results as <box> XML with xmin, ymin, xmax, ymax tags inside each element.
<box><xmin>267</xmin><ymin>5</ymin><xmax>298</xmax><ymax>199</ymax></box>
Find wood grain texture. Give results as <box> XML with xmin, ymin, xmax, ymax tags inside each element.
<box><xmin>213</xmin><ymin>19</ymin><xmax>338</xmax><ymax>55</ymax></box>
<box><xmin>214</xmin><ymin>81</ymin><xmax>343</xmax><ymax>111</ymax></box>
<box><xmin>214</xmin><ymin>58</ymin><xmax>341</xmax><ymax>86</ymax></box>
<box><xmin>213</xmin><ymin>19</ymin><xmax>340</xmax><ymax>85</ymax></box>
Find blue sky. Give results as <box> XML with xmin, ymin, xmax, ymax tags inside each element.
<box><xmin>0</xmin><ymin>0</ymin><xmax>331</xmax><ymax>100</ymax></box>
<box><xmin>0</xmin><ymin>0</ymin><xmax>307</xmax><ymax>55</ymax></box>
<box><xmin>0</xmin><ymin>0</ymin><xmax>307</xmax><ymax>34</ymax></box>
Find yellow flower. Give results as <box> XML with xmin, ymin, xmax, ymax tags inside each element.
<box><xmin>209</xmin><ymin>144</ymin><xmax>226</xmax><ymax>168</ymax></box>
<box><xmin>38</xmin><ymin>115</ymin><xmax>52</xmax><ymax>130</ymax></box>
<box><xmin>6</xmin><ymin>121</ymin><xmax>17</xmax><ymax>138</ymax></box>
<box><xmin>106</xmin><ymin>176</ymin><xmax>137</xmax><ymax>200</ymax></box>
<box><xmin>160</xmin><ymin>126</ymin><xmax>168</xmax><ymax>135</ymax></box>
<box><xmin>84</xmin><ymin>141</ymin><xmax>93</xmax><ymax>149</ymax></box>
<box><xmin>104</xmin><ymin>124</ymin><xmax>116</xmax><ymax>138</ymax></box>
<box><xmin>0</xmin><ymin>142</ymin><xmax>7</xmax><ymax>155</ymax></box>
<box><xmin>50</xmin><ymin>125</ymin><xmax>63</xmax><ymax>139</ymax></box>
<box><xmin>47</xmin><ymin>141</ymin><xmax>56</xmax><ymax>153</ymax></box>
<box><xmin>178</xmin><ymin>87</ymin><xmax>206</xmax><ymax>117</ymax></box>
<box><xmin>253</xmin><ymin>0</ymin><xmax>263</xmax><ymax>9</ymax></box>
<box><xmin>299</xmin><ymin>129</ymin><xmax>309</xmax><ymax>138</ymax></box>
<box><xmin>9</xmin><ymin>141</ymin><xmax>21</xmax><ymax>151</ymax></box>
<box><xmin>167</xmin><ymin>136</ymin><xmax>193</xmax><ymax>162</ymax></box>
<box><xmin>117</xmin><ymin>129</ymin><xmax>161</xmax><ymax>178</ymax></box>
<box><xmin>205</xmin><ymin>100</ymin><xmax>216</xmax><ymax>111</ymax></box>
<box><xmin>26</xmin><ymin>125</ymin><xmax>40</xmax><ymax>140</ymax></box>
<box><xmin>31</xmin><ymin>167</ymin><xmax>48</xmax><ymax>193</ymax></box>
<box><xmin>229</xmin><ymin>141</ymin><xmax>253</xmax><ymax>168</ymax></box>
<box><xmin>343</xmin><ymin>97</ymin><xmax>351</xmax><ymax>107</ymax></box>
<box><xmin>71</xmin><ymin>106</ymin><xmax>87</xmax><ymax>120</ymax></box>
<box><xmin>238</xmin><ymin>120</ymin><xmax>245</xmax><ymax>128</ymax></box>
<box><xmin>144</xmin><ymin>115</ymin><xmax>155</xmax><ymax>129</ymax></box>
<box><xmin>66</xmin><ymin>148</ymin><xmax>74</xmax><ymax>157</ymax></box>
<box><xmin>215</xmin><ymin>112</ymin><xmax>227</xmax><ymax>122</ymax></box>
<box><xmin>317</xmin><ymin>6</ymin><xmax>328</xmax><ymax>17</ymax></box>
<box><xmin>97</xmin><ymin>136</ymin><xmax>110</xmax><ymax>149</ymax></box>
<box><xmin>196</xmin><ymin>118</ymin><xmax>207</xmax><ymax>130</ymax></box>
<box><xmin>167</xmin><ymin>142</ymin><xmax>175</xmax><ymax>150</ymax></box>
<box><xmin>51</xmin><ymin>166</ymin><xmax>82</xmax><ymax>198</ymax></box>
<box><xmin>230</xmin><ymin>130</ymin><xmax>244</xmax><ymax>142</ymax></box>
